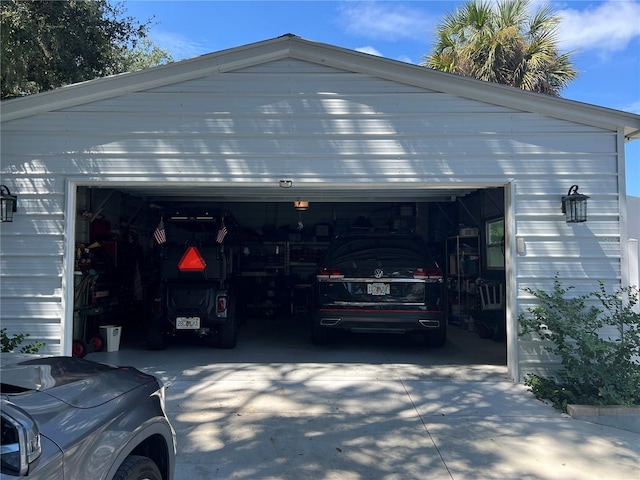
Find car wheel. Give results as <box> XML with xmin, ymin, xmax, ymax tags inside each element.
<box><xmin>147</xmin><ymin>325</ymin><xmax>167</xmax><ymax>350</ymax></box>
<box><xmin>424</xmin><ymin>328</ymin><xmax>446</xmax><ymax>348</ymax></box>
<box><xmin>218</xmin><ymin>300</ymin><xmax>237</xmax><ymax>349</ymax></box>
<box><xmin>311</xmin><ymin>322</ymin><xmax>329</xmax><ymax>345</ymax></box>
<box><xmin>113</xmin><ymin>455</ymin><xmax>162</xmax><ymax>480</ymax></box>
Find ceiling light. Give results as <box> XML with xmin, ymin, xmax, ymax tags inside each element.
<box><xmin>293</xmin><ymin>200</ymin><xmax>309</xmax><ymax>211</ymax></box>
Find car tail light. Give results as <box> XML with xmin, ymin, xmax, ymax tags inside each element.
<box><xmin>316</xmin><ymin>267</ymin><xmax>344</xmax><ymax>278</ymax></box>
<box><xmin>216</xmin><ymin>294</ymin><xmax>228</xmax><ymax>317</ymax></box>
<box><xmin>414</xmin><ymin>268</ymin><xmax>443</xmax><ymax>279</ymax></box>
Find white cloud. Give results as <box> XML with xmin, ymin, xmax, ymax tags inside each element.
<box><xmin>355</xmin><ymin>46</ymin><xmax>418</xmax><ymax>64</ymax></box>
<box><xmin>556</xmin><ymin>0</ymin><xmax>640</xmax><ymax>53</ymax></box>
<box><xmin>396</xmin><ymin>54</ymin><xmax>415</xmax><ymax>64</ymax></box>
<box><xmin>623</xmin><ymin>100</ymin><xmax>640</xmax><ymax>114</ymax></box>
<box><xmin>355</xmin><ymin>46</ymin><xmax>383</xmax><ymax>56</ymax></box>
<box><xmin>338</xmin><ymin>1</ymin><xmax>434</xmax><ymax>41</ymax></box>
<box><xmin>149</xmin><ymin>30</ymin><xmax>209</xmax><ymax>60</ymax></box>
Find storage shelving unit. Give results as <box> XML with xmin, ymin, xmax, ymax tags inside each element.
<box><xmin>237</xmin><ymin>242</ymin><xmax>288</xmax><ymax>317</ymax></box>
<box><xmin>447</xmin><ymin>235</ymin><xmax>481</xmax><ymax>325</ymax></box>
<box><xmin>237</xmin><ymin>241</ymin><xmax>328</xmax><ymax>317</ymax></box>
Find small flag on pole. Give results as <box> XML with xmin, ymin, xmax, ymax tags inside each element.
<box><xmin>154</xmin><ymin>219</ymin><xmax>166</xmax><ymax>245</ymax></box>
<box><xmin>216</xmin><ymin>218</ymin><xmax>228</xmax><ymax>244</ymax></box>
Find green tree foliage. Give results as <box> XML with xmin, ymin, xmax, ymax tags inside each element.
<box><xmin>121</xmin><ymin>38</ymin><xmax>173</xmax><ymax>72</ymax></box>
<box><xmin>1</xmin><ymin>328</ymin><xmax>45</xmax><ymax>353</ymax></box>
<box><xmin>519</xmin><ymin>278</ymin><xmax>640</xmax><ymax>410</ymax></box>
<box><xmin>424</xmin><ymin>0</ymin><xmax>578</xmax><ymax>96</ymax></box>
<box><xmin>1</xmin><ymin>0</ymin><xmax>172</xmax><ymax>99</ymax></box>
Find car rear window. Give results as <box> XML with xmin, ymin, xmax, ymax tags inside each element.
<box><xmin>324</xmin><ymin>235</ymin><xmax>431</xmax><ymax>264</ymax></box>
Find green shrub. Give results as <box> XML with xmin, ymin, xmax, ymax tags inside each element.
<box><xmin>1</xmin><ymin>328</ymin><xmax>45</xmax><ymax>354</ymax></box>
<box><xmin>518</xmin><ymin>277</ymin><xmax>640</xmax><ymax>411</ymax></box>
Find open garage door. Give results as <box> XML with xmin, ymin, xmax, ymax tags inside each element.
<box><xmin>70</xmin><ymin>182</ymin><xmax>507</xmax><ymax>366</ymax></box>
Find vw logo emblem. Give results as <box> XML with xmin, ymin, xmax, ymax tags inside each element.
<box><xmin>374</xmin><ymin>268</ymin><xmax>384</xmax><ymax>278</ymax></box>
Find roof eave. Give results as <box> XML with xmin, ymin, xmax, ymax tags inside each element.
<box><xmin>0</xmin><ymin>36</ymin><xmax>292</xmax><ymax>122</ymax></box>
<box><xmin>287</xmin><ymin>39</ymin><xmax>640</xmax><ymax>140</ymax></box>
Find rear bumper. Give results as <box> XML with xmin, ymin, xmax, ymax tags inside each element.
<box><xmin>313</xmin><ymin>308</ymin><xmax>445</xmax><ymax>334</ymax></box>
<box><xmin>155</xmin><ymin>282</ymin><xmax>231</xmax><ymax>331</ymax></box>
<box><xmin>169</xmin><ymin>314</ymin><xmax>230</xmax><ymax>328</ymax></box>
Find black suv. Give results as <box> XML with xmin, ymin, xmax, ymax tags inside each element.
<box><xmin>311</xmin><ymin>233</ymin><xmax>446</xmax><ymax>347</ymax></box>
<box><xmin>147</xmin><ymin>210</ymin><xmax>238</xmax><ymax>349</ymax></box>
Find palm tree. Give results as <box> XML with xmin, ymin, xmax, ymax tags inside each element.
<box><xmin>424</xmin><ymin>0</ymin><xmax>578</xmax><ymax>96</ymax></box>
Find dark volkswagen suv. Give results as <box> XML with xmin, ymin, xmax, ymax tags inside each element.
<box><xmin>311</xmin><ymin>233</ymin><xmax>446</xmax><ymax>347</ymax></box>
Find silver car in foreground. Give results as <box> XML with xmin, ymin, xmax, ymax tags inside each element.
<box><xmin>0</xmin><ymin>354</ymin><xmax>176</xmax><ymax>480</ymax></box>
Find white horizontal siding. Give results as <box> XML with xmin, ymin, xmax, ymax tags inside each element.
<box><xmin>516</xmin><ymin>258</ymin><xmax>621</xmax><ymax>279</ymax></box>
<box><xmin>514</xmin><ymin>239</ymin><xmax>620</xmax><ymax>258</ymax></box>
<box><xmin>235</xmin><ymin>59</ymin><xmax>355</xmax><ymax>74</ymax></box>
<box><xmin>0</xmin><ymin>216</ymin><xmax>66</xmax><ymax>236</ymax></box>
<box><xmin>1</xmin><ymin>278</ymin><xmax>63</xmax><ymax>298</ymax></box>
<box><xmin>2</xmin><ymin>133</ymin><xmax>616</xmax><ymax>158</ymax></box>
<box><xmin>0</xmin><ymin>318</ymin><xmax>62</xmax><ymax>355</ymax></box>
<box><xmin>0</xmin><ymin>57</ymin><xmax>627</xmax><ymax>369</ymax></box>
<box><xmin>0</xmin><ymin>256</ymin><xmax>62</xmax><ymax>277</ymax></box>
<box><xmin>3</xmin><ymin>111</ymin><xmax>606</xmax><ymax>136</ymax></box>
<box><xmin>1</xmin><ymin>300</ymin><xmax>63</xmax><ymax>319</ymax></box>
<box><xmin>3</xmin><ymin>157</ymin><xmax>620</xmax><ymax>183</ymax></box>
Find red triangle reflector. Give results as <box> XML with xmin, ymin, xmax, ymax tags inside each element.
<box><xmin>178</xmin><ymin>246</ymin><xmax>207</xmax><ymax>272</ymax></box>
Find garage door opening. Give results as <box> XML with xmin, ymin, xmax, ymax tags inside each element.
<box><xmin>71</xmin><ymin>185</ymin><xmax>507</xmax><ymax>365</ymax></box>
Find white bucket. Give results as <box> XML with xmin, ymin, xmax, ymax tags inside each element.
<box><xmin>100</xmin><ymin>325</ymin><xmax>122</xmax><ymax>352</ymax></box>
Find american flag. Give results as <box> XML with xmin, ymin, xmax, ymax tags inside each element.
<box><xmin>216</xmin><ymin>220</ymin><xmax>228</xmax><ymax>244</ymax></box>
<box><xmin>153</xmin><ymin>219</ymin><xmax>166</xmax><ymax>245</ymax></box>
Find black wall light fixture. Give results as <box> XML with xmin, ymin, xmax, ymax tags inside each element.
<box><xmin>0</xmin><ymin>185</ymin><xmax>18</xmax><ymax>223</ymax></box>
<box><xmin>561</xmin><ymin>185</ymin><xmax>589</xmax><ymax>223</ymax></box>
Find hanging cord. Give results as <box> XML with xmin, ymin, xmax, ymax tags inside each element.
<box><xmin>297</xmin><ymin>210</ymin><xmax>304</xmax><ymax>231</ymax></box>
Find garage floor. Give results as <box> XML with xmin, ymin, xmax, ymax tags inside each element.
<box><xmin>88</xmin><ymin>318</ymin><xmax>640</xmax><ymax>480</ymax></box>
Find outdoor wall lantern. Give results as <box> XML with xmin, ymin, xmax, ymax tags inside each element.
<box><xmin>561</xmin><ymin>185</ymin><xmax>589</xmax><ymax>223</ymax></box>
<box><xmin>0</xmin><ymin>185</ymin><xmax>18</xmax><ymax>223</ymax></box>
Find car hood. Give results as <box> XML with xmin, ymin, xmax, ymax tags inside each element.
<box><xmin>0</xmin><ymin>354</ymin><xmax>156</xmax><ymax>408</ymax></box>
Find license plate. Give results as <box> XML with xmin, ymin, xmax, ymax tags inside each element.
<box><xmin>176</xmin><ymin>317</ymin><xmax>200</xmax><ymax>329</ymax></box>
<box><xmin>367</xmin><ymin>283</ymin><xmax>390</xmax><ymax>296</ymax></box>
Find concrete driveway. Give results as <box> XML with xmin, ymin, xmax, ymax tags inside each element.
<box><xmin>88</xmin><ymin>317</ymin><xmax>640</xmax><ymax>480</ymax></box>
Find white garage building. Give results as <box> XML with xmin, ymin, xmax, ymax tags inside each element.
<box><xmin>2</xmin><ymin>35</ymin><xmax>639</xmax><ymax>382</ymax></box>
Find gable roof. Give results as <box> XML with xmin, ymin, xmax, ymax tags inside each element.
<box><xmin>2</xmin><ymin>34</ymin><xmax>640</xmax><ymax>140</ymax></box>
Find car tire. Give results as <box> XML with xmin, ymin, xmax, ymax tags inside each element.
<box><xmin>113</xmin><ymin>455</ymin><xmax>162</xmax><ymax>480</ymax></box>
<box><xmin>218</xmin><ymin>299</ymin><xmax>237</xmax><ymax>349</ymax></box>
<box><xmin>424</xmin><ymin>328</ymin><xmax>446</xmax><ymax>348</ymax></box>
<box><xmin>311</xmin><ymin>322</ymin><xmax>329</xmax><ymax>345</ymax></box>
<box><xmin>147</xmin><ymin>325</ymin><xmax>167</xmax><ymax>350</ymax></box>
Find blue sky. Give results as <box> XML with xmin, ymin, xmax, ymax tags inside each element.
<box><xmin>124</xmin><ymin>0</ymin><xmax>640</xmax><ymax>197</ymax></box>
